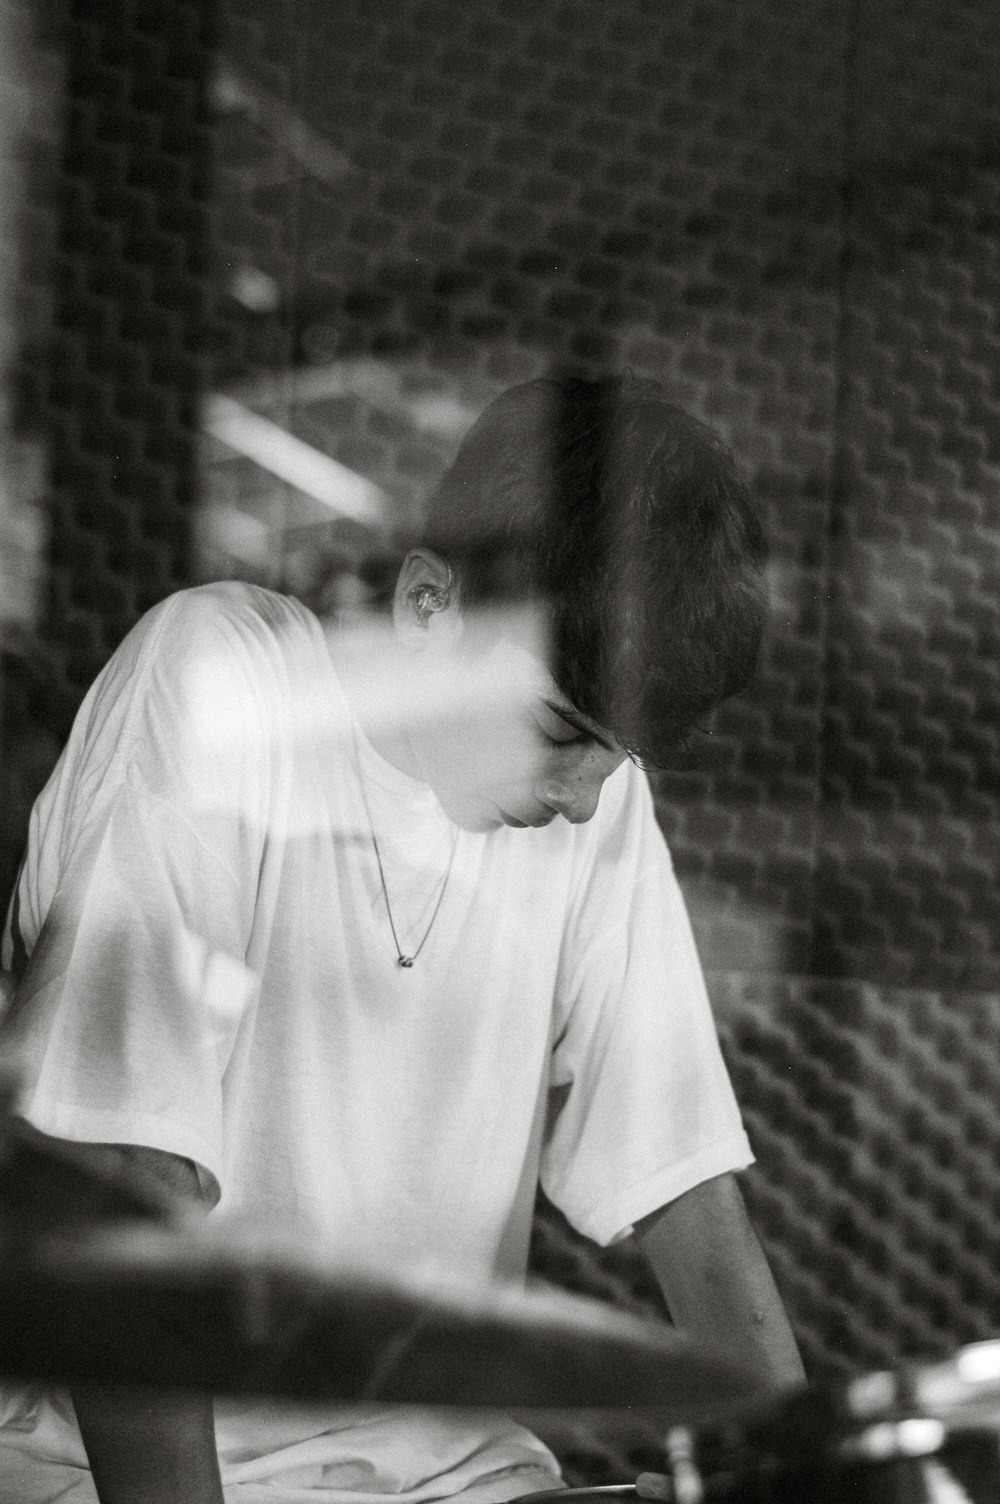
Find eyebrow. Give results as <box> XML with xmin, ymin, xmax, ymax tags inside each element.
<box><xmin>541</xmin><ymin>697</ymin><xmax>620</xmax><ymax>754</ymax></box>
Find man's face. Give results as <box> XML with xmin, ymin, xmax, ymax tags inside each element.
<box><xmin>411</xmin><ymin>635</ymin><xmax>627</xmax><ymax>833</ymax></box>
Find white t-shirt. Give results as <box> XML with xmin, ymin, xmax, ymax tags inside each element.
<box><xmin>0</xmin><ymin>582</ymin><xmax>753</xmax><ymax>1504</ymax></box>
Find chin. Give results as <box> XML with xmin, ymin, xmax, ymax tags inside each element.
<box><xmin>433</xmin><ymin>787</ymin><xmax>548</xmax><ymax>834</ymax></box>
<box><xmin>468</xmin><ymin>813</ymin><xmax>506</xmax><ymax>833</ymax></box>
<box><xmin>432</xmin><ymin>793</ymin><xmax>500</xmax><ymax>833</ymax></box>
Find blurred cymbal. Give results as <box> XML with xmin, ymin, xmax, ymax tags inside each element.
<box><xmin>847</xmin><ymin>1339</ymin><xmax>1000</xmax><ymax>1431</ymax></box>
<box><xmin>0</xmin><ymin>1223</ymin><xmax>757</xmax><ymax>1415</ymax></box>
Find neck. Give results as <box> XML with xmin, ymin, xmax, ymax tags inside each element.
<box><xmin>327</xmin><ymin>614</ymin><xmax>430</xmax><ymax>784</ymax></box>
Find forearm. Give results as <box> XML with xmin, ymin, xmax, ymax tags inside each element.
<box><xmin>60</xmin><ymin>1141</ymin><xmax>224</xmax><ymax>1504</ymax></box>
<box><xmin>72</xmin><ymin>1385</ymin><xmax>224</xmax><ymax>1504</ymax></box>
<box><xmin>636</xmin><ymin>1171</ymin><xmax>805</xmax><ymax>1394</ymax></box>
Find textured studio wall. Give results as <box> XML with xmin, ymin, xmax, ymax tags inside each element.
<box><xmin>1</xmin><ymin>0</ymin><xmax>999</xmax><ymax>1443</ymax></box>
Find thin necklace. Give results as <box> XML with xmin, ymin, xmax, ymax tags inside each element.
<box><xmin>355</xmin><ymin>764</ymin><xmax>459</xmax><ymax>969</ymax></box>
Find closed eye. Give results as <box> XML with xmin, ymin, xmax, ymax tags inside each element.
<box><xmin>534</xmin><ymin>701</ymin><xmax>588</xmax><ymax>746</ymax></box>
<box><xmin>537</xmin><ymin>696</ymin><xmax>620</xmax><ymax>756</ymax></box>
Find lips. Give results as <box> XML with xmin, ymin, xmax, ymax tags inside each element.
<box><xmin>500</xmin><ymin>808</ymin><xmax>558</xmax><ymax>829</ymax></box>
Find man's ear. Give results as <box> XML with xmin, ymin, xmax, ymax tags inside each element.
<box><xmin>393</xmin><ymin>549</ymin><xmax>460</xmax><ymax>650</ymax></box>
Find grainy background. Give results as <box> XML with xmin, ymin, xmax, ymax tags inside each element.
<box><xmin>0</xmin><ymin>0</ymin><xmax>998</xmax><ymax>1479</ymax></box>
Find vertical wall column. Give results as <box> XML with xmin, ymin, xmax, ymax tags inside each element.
<box><xmin>42</xmin><ymin>0</ymin><xmax>214</xmax><ymax>734</ymax></box>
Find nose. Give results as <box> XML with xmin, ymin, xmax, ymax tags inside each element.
<box><xmin>537</xmin><ymin>743</ymin><xmax>625</xmax><ymax>824</ymax></box>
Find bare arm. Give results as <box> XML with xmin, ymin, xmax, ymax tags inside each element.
<box><xmin>66</xmin><ymin>1143</ymin><xmax>225</xmax><ymax>1504</ymax></box>
<box><xmin>635</xmin><ymin>1170</ymin><xmax>805</xmax><ymax>1395</ymax></box>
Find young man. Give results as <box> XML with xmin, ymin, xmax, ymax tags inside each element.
<box><xmin>0</xmin><ymin>374</ymin><xmax>804</xmax><ymax>1504</ymax></box>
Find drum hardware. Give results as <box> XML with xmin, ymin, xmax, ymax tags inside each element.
<box><xmin>510</xmin><ymin>1491</ymin><xmax>639</xmax><ymax>1503</ymax></box>
<box><xmin>520</xmin><ymin>1421</ymin><xmax>990</xmax><ymax>1504</ymax></box>
<box><xmin>843</xmin><ymin>1344</ymin><xmax>1000</xmax><ymax>1431</ymax></box>
<box><xmin>663</xmin><ymin>1426</ymin><xmax>704</xmax><ymax>1504</ymax></box>
<box><xmin>837</xmin><ymin>1416</ymin><xmax>948</xmax><ymax>1464</ymax></box>
<box><xmin>865</xmin><ymin>1341</ymin><xmax>1000</xmax><ymax>1432</ymax></box>
<box><xmin>631</xmin><ymin>1427</ymin><xmax>705</xmax><ymax>1503</ymax></box>
<box><xmin>522</xmin><ymin>1352</ymin><xmax>1000</xmax><ymax>1504</ymax></box>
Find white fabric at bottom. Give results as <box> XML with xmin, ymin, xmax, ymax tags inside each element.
<box><xmin>0</xmin><ymin>1391</ymin><xmax>562</xmax><ymax>1504</ymax></box>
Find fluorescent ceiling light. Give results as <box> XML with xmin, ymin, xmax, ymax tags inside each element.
<box><xmin>231</xmin><ymin>359</ymin><xmax>482</xmax><ymax>442</ymax></box>
<box><xmin>204</xmin><ymin>394</ymin><xmax>386</xmax><ymax>528</ymax></box>
<box><xmin>213</xmin><ymin>63</ymin><xmax>354</xmax><ymax>188</ymax></box>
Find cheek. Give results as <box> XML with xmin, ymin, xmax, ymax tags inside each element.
<box><xmin>471</xmin><ymin>743</ymin><xmax>536</xmax><ymax>792</ymax></box>
<box><xmin>450</xmin><ymin>716</ymin><xmax>539</xmax><ymax>783</ymax></box>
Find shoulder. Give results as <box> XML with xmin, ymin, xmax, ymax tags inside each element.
<box><xmin>111</xmin><ymin>583</ymin><xmax>322</xmax><ymax>698</ymax></box>
<box><xmin>139</xmin><ymin>582</ymin><xmax>316</xmax><ymax>652</ymax></box>
<box><xmin>60</xmin><ymin>585</ymin><xmax>322</xmax><ymax>791</ymax></box>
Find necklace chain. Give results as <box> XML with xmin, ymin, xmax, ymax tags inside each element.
<box><xmin>355</xmin><ymin>753</ymin><xmax>458</xmax><ymax>968</ymax></box>
<box><xmin>366</xmin><ymin>823</ymin><xmax>458</xmax><ymax>967</ymax></box>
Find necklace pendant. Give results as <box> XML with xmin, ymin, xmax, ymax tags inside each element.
<box><xmin>397</xmin><ymin>955</ymin><xmax>414</xmax><ymax>969</ymax></box>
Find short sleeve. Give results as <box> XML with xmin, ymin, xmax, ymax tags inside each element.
<box><xmin>1</xmin><ymin>591</ymin><xmax>273</xmax><ymax>1200</ymax></box>
<box><xmin>541</xmin><ymin>766</ymin><xmax>753</xmax><ymax>1246</ymax></box>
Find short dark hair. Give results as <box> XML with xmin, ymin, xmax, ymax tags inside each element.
<box><xmin>421</xmin><ymin>372</ymin><xmax>768</xmax><ymax>767</ymax></box>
